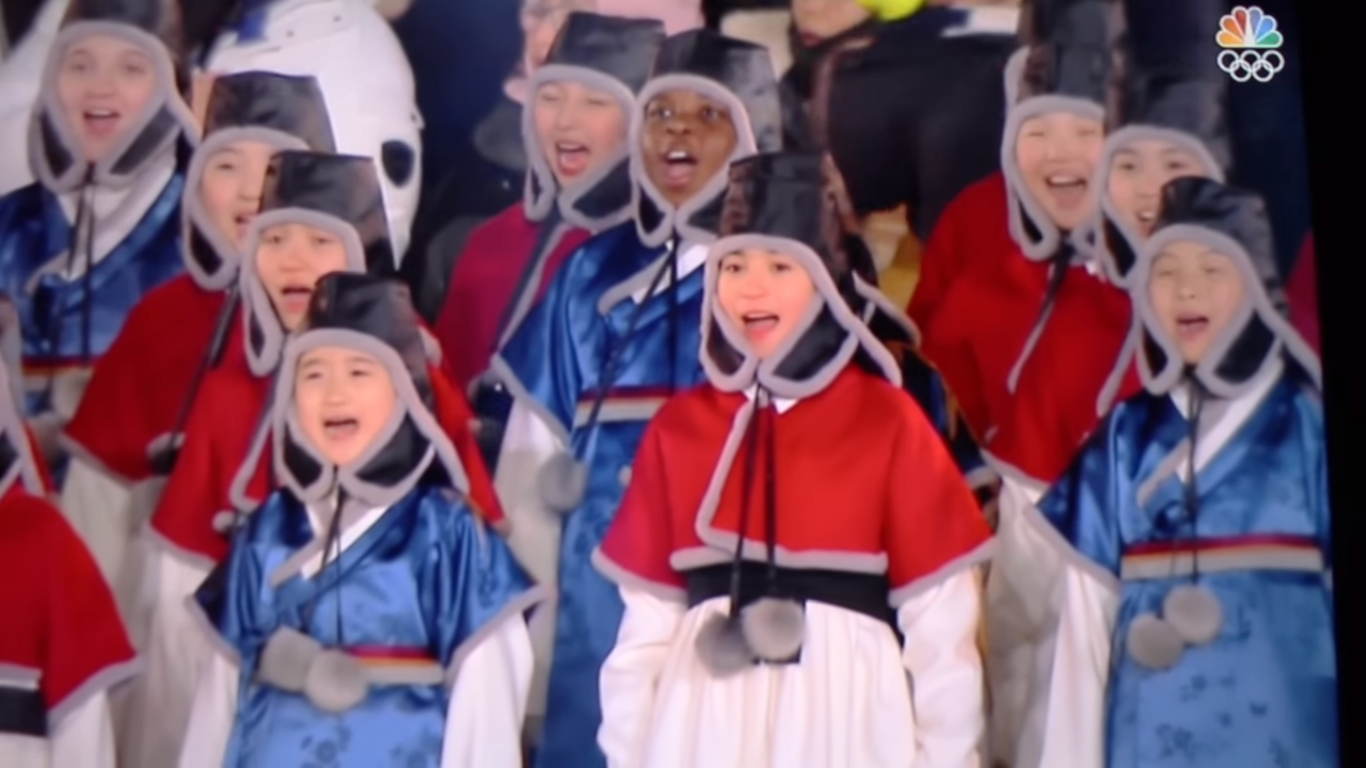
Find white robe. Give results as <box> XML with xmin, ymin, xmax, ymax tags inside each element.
<box><xmin>980</xmin><ymin>470</ymin><xmax>1061</xmax><ymax>768</ymax></box>
<box><xmin>177</xmin><ymin>501</ymin><xmax>534</xmax><ymax>767</ymax></box>
<box><xmin>0</xmin><ymin>692</ymin><xmax>118</xmax><ymax>768</ymax></box>
<box><xmin>492</xmin><ymin>242</ymin><xmax>708</xmax><ymax>735</ymax></box>
<box><xmin>1033</xmin><ymin>366</ymin><xmax>1282</xmax><ymax>768</ymax></box>
<box><xmin>598</xmin><ymin>571</ymin><xmax>986</xmax><ymax>768</ymax></box>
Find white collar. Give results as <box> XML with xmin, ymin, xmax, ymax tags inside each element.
<box><xmin>742</xmin><ymin>384</ymin><xmax>799</xmax><ymax>414</ymax></box>
<box><xmin>629</xmin><ymin>241</ymin><xmax>708</xmax><ymax>304</ymax></box>
<box><xmin>1169</xmin><ymin>355</ymin><xmax>1283</xmax><ymax>481</ymax></box>
<box><xmin>299</xmin><ymin>501</ymin><xmax>389</xmax><ymax>578</ymax></box>
<box><xmin>52</xmin><ymin>151</ymin><xmax>177</xmax><ymax>277</ymax></box>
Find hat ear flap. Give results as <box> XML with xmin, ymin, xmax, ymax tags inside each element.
<box><xmin>1208</xmin><ymin>314</ymin><xmax>1277</xmax><ymax>388</ymax></box>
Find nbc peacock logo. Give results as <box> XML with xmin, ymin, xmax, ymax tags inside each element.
<box><xmin>1216</xmin><ymin>6</ymin><xmax>1285</xmax><ymax>83</ymax></box>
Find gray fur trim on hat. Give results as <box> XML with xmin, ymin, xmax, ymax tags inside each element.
<box><xmin>630</xmin><ymin>74</ymin><xmax>759</xmax><ymax>248</ymax></box>
<box><xmin>31</xmin><ymin>22</ymin><xmax>200</xmax><ymax>194</ymax></box>
<box><xmin>699</xmin><ymin>233</ymin><xmax>902</xmax><ymax>399</ymax></box>
<box><xmin>1000</xmin><ymin>95</ymin><xmax>1105</xmax><ymax>261</ymax></box>
<box><xmin>1131</xmin><ymin>225</ymin><xmax>1321</xmax><ymax>398</ymax></box>
<box><xmin>182</xmin><ymin>128</ymin><xmax>312</xmax><ymax>291</ymax></box>
<box><xmin>237</xmin><ymin>209</ymin><xmax>369</xmax><ymax>377</ymax></box>
<box><xmin>270</xmin><ymin>328</ymin><xmax>472</xmax><ymax>509</ymax></box>
<box><xmin>1091</xmin><ymin>126</ymin><xmax>1225</xmax><ymax>289</ymax></box>
<box><xmin>523</xmin><ymin>64</ymin><xmax>637</xmax><ymax>232</ymax></box>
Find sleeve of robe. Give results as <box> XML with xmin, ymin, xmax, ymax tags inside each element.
<box><xmin>883</xmin><ymin>397</ymin><xmax>996</xmax><ymax>768</ymax></box>
<box><xmin>1023</xmin><ymin>424</ymin><xmax>1124</xmax><ymax>768</ymax></box>
<box><xmin>593</xmin><ymin>419</ymin><xmax>687</xmax><ymax>767</ymax></box>
<box><xmin>434</xmin><ymin>510</ymin><xmax>543</xmax><ymax>767</ymax></box>
<box><xmin>55</xmin><ymin>457</ymin><xmax>133</xmax><ymax>587</ymax></box>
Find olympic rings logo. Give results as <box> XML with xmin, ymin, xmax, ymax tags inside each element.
<box><xmin>1217</xmin><ymin>49</ymin><xmax>1285</xmax><ymax>82</ymax></box>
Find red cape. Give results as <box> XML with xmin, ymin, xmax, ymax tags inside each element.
<box><xmin>1287</xmin><ymin>233</ymin><xmax>1319</xmax><ymax>354</ymax></box>
<box><xmin>910</xmin><ymin>173</ymin><xmax>1140</xmax><ymax>484</ymax></box>
<box><xmin>64</xmin><ymin>275</ymin><xmax>227</xmax><ymax>484</ymax></box>
<box><xmin>433</xmin><ymin>205</ymin><xmax>591</xmax><ymax>390</ymax></box>
<box><xmin>599</xmin><ymin>366</ymin><xmax>992</xmax><ymax>597</ymax></box>
<box><xmin>0</xmin><ymin>486</ymin><xmax>135</xmax><ymax>713</ymax></box>
<box><xmin>151</xmin><ymin>328</ymin><xmax>504</xmax><ymax>565</ymax></box>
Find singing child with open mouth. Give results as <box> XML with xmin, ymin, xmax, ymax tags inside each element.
<box><xmin>1029</xmin><ymin>177</ymin><xmax>1334</xmax><ymax>768</ymax></box>
<box><xmin>595</xmin><ymin>152</ymin><xmax>994</xmax><ymax>768</ymax></box>
<box><xmin>180</xmin><ymin>272</ymin><xmax>543</xmax><ymax>768</ymax></box>
<box><xmin>143</xmin><ymin>151</ymin><xmax>502</xmax><ymax>768</ymax></box>
<box><xmin>488</xmin><ymin>27</ymin><xmax>783</xmax><ymax>768</ymax></box>
<box><xmin>0</xmin><ymin>0</ymin><xmax>198</xmax><ymax>480</ymax></box>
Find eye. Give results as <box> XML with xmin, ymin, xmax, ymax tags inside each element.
<box><xmin>720</xmin><ymin>261</ymin><xmax>742</xmax><ymax>273</ymax></box>
<box><xmin>772</xmin><ymin>261</ymin><xmax>793</xmax><ymax>273</ymax></box>
<box><xmin>348</xmin><ymin>367</ymin><xmax>370</xmax><ymax>378</ymax></box>
<box><xmin>301</xmin><ymin>370</ymin><xmax>323</xmax><ymax>381</ymax></box>
<box><xmin>312</xmin><ymin>235</ymin><xmax>337</xmax><ymax>248</ymax></box>
<box><xmin>700</xmin><ymin>107</ymin><xmax>720</xmax><ymax>121</ymax></box>
<box><xmin>587</xmin><ymin>96</ymin><xmax>613</xmax><ymax>108</ymax></box>
<box><xmin>264</xmin><ymin>233</ymin><xmax>285</xmax><ymax>245</ymax></box>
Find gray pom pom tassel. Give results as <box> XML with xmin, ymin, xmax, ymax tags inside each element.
<box><xmin>257</xmin><ymin>627</ymin><xmax>322</xmax><ymax>692</ymax></box>
<box><xmin>694</xmin><ymin>613</ymin><xmax>753</xmax><ymax>678</ymax></box>
<box><xmin>741</xmin><ymin>597</ymin><xmax>805</xmax><ymax>662</ymax></box>
<box><xmin>303</xmin><ymin>649</ymin><xmax>369</xmax><ymax>713</ymax></box>
<box><xmin>1162</xmin><ymin>585</ymin><xmax>1223</xmax><ymax>645</ymax></box>
<box><xmin>1125</xmin><ymin>613</ymin><xmax>1185</xmax><ymax>670</ymax></box>
<box><xmin>538</xmin><ymin>451</ymin><xmax>589</xmax><ymax>512</ymax></box>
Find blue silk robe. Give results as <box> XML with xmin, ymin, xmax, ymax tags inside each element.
<box><xmin>195</xmin><ymin>485</ymin><xmax>537</xmax><ymax>767</ymax></box>
<box><xmin>1038</xmin><ymin>370</ymin><xmax>1336</xmax><ymax>768</ymax></box>
<box><xmin>496</xmin><ymin>221</ymin><xmax>706</xmax><ymax>768</ymax></box>
<box><xmin>0</xmin><ymin>178</ymin><xmax>185</xmax><ymax>415</ymax></box>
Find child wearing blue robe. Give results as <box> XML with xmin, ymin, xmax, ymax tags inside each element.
<box><xmin>0</xmin><ymin>0</ymin><xmax>198</xmax><ymax>465</ymax></box>
<box><xmin>180</xmin><ymin>272</ymin><xmax>543</xmax><ymax>767</ymax></box>
<box><xmin>1028</xmin><ymin>177</ymin><xmax>1336</xmax><ymax>768</ymax></box>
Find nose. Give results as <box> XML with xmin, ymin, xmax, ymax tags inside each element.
<box><xmin>663</xmin><ymin>113</ymin><xmax>692</xmax><ymax>136</ymax></box>
<box><xmin>277</xmin><ymin>236</ymin><xmax>308</xmax><ymax>270</ymax></box>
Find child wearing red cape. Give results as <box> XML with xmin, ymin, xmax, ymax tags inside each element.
<box><xmin>595</xmin><ymin>152</ymin><xmax>994</xmax><ymax>767</ymax></box>
<box><xmin>131</xmin><ymin>151</ymin><xmax>501</xmax><ymax>768</ymax></box>
<box><xmin>0</xmin><ymin>295</ymin><xmax>138</xmax><ymax>767</ymax></box>
<box><xmin>59</xmin><ymin>71</ymin><xmax>337</xmax><ymax>631</ymax></box>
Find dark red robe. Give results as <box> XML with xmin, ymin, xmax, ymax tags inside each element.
<box><xmin>1287</xmin><ymin>233</ymin><xmax>1319</xmax><ymax>354</ymax></box>
<box><xmin>0</xmin><ymin>486</ymin><xmax>136</xmax><ymax>718</ymax></box>
<box><xmin>150</xmin><ymin>320</ymin><xmax>504</xmax><ymax>565</ymax></box>
<box><xmin>909</xmin><ymin>173</ymin><xmax>1141</xmax><ymax>484</ymax></box>
<box><xmin>64</xmin><ymin>275</ymin><xmax>227</xmax><ymax>484</ymax></box>
<box><xmin>433</xmin><ymin>205</ymin><xmax>591</xmax><ymax>390</ymax></box>
<box><xmin>598</xmin><ymin>365</ymin><xmax>993</xmax><ymax>598</ymax></box>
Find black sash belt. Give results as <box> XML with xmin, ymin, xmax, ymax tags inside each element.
<box><xmin>685</xmin><ymin>563</ymin><xmax>904</xmax><ymax>646</ymax></box>
<box><xmin>0</xmin><ymin>687</ymin><xmax>46</xmax><ymax>737</ymax></box>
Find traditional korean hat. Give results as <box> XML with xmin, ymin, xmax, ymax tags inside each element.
<box><xmin>183</xmin><ymin>72</ymin><xmax>336</xmax><ymax>291</ymax></box>
<box><xmin>0</xmin><ymin>296</ymin><xmax>46</xmax><ymax>499</ymax></box>
<box><xmin>700</xmin><ymin>151</ymin><xmax>903</xmax><ymax>398</ymax></box>
<box><xmin>630</xmin><ymin>28</ymin><xmax>784</xmax><ymax>247</ymax></box>
<box><xmin>1001</xmin><ymin>0</ymin><xmax>1126</xmax><ymax>261</ymax></box>
<box><xmin>30</xmin><ymin>0</ymin><xmax>200</xmax><ymax>193</ymax></box>
<box><xmin>1089</xmin><ymin>0</ymin><xmax>1229</xmax><ymax>288</ymax></box>
<box><xmin>238</xmin><ymin>151</ymin><xmax>393</xmax><ymax>377</ymax></box>
<box><xmin>268</xmin><ymin>272</ymin><xmax>471</xmax><ymax>512</ymax></box>
<box><xmin>524</xmin><ymin>12</ymin><xmax>666</xmax><ymax>231</ymax></box>
<box><xmin>692</xmin><ymin>152</ymin><xmax>903</xmax><ymax>675</ymax></box>
<box><xmin>1130</xmin><ymin>177</ymin><xmax>1320</xmax><ymax>399</ymax></box>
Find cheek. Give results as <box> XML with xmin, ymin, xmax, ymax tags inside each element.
<box><xmin>588</xmin><ymin>111</ymin><xmax>627</xmax><ymax>151</ymax></box>
<box><xmin>1015</xmin><ymin>141</ymin><xmax>1042</xmax><ymax>175</ymax></box>
<box><xmin>320</xmin><ymin>245</ymin><xmax>351</xmax><ymax>274</ymax></box>
<box><xmin>121</xmin><ymin>75</ymin><xmax>157</xmax><ymax>112</ymax></box>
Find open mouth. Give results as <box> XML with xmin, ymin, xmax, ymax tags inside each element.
<box><xmin>1135</xmin><ymin>209</ymin><xmax>1157</xmax><ymax>236</ymax></box>
<box><xmin>280</xmin><ymin>284</ymin><xmax>312</xmax><ymax>312</ymax></box>
<box><xmin>82</xmin><ymin>108</ymin><xmax>122</xmax><ymax>138</ymax></box>
<box><xmin>741</xmin><ymin>311</ymin><xmax>779</xmax><ymax>340</ymax></box>
<box><xmin>659</xmin><ymin>147</ymin><xmax>697</xmax><ymax>189</ymax></box>
<box><xmin>322</xmin><ymin>416</ymin><xmax>359</xmax><ymax>441</ymax></box>
<box><xmin>234</xmin><ymin>212</ymin><xmax>256</xmax><ymax>239</ymax></box>
<box><xmin>1175</xmin><ymin>313</ymin><xmax>1209</xmax><ymax>339</ymax></box>
<box><xmin>1043</xmin><ymin>174</ymin><xmax>1088</xmax><ymax>209</ymax></box>
<box><xmin>554</xmin><ymin>141</ymin><xmax>589</xmax><ymax>177</ymax></box>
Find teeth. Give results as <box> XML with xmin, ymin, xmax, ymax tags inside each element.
<box><xmin>1138</xmin><ymin>211</ymin><xmax>1155</xmax><ymax>221</ymax></box>
<box><xmin>666</xmin><ymin>150</ymin><xmax>690</xmax><ymax>161</ymax></box>
<box><xmin>557</xmin><ymin>143</ymin><xmax>585</xmax><ymax>152</ymax></box>
<box><xmin>85</xmin><ymin>109</ymin><xmax>115</xmax><ymax>118</ymax></box>
<box><xmin>1047</xmin><ymin>175</ymin><xmax>1081</xmax><ymax>185</ymax></box>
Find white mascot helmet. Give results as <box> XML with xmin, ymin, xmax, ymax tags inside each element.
<box><xmin>206</xmin><ymin>0</ymin><xmax>423</xmax><ymax>265</ymax></box>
